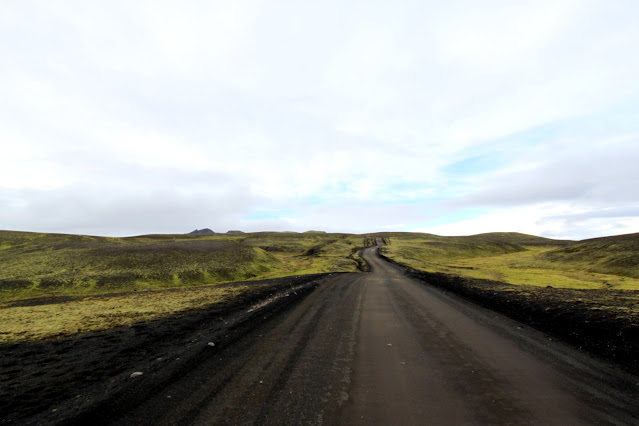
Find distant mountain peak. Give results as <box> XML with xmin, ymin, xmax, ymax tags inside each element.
<box><xmin>189</xmin><ymin>228</ymin><xmax>215</xmax><ymax>234</ymax></box>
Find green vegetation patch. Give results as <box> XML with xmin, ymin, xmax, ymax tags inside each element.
<box><xmin>0</xmin><ymin>230</ymin><xmax>365</xmax><ymax>302</ymax></box>
<box><xmin>380</xmin><ymin>232</ymin><xmax>639</xmax><ymax>290</ymax></box>
<box><xmin>540</xmin><ymin>233</ymin><xmax>639</xmax><ymax>278</ymax></box>
<box><xmin>0</xmin><ymin>284</ymin><xmax>250</xmax><ymax>342</ymax></box>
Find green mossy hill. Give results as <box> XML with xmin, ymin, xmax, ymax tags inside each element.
<box><xmin>0</xmin><ymin>230</ymin><xmax>365</xmax><ymax>301</ymax></box>
<box><xmin>374</xmin><ymin>232</ymin><xmax>566</xmax><ymax>260</ymax></box>
<box><xmin>461</xmin><ymin>232</ymin><xmax>573</xmax><ymax>246</ymax></box>
<box><xmin>379</xmin><ymin>232</ymin><xmax>639</xmax><ymax>290</ymax></box>
<box><xmin>542</xmin><ymin>232</ymin><xmax>639</xmax><ymax>278</ymax></box>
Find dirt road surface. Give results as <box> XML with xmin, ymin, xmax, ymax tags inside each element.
<box><xmin>69</xmin><ymin>246</ymin><xmax>639</xmax><ymax>425</ymax></box>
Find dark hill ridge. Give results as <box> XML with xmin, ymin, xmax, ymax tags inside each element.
<box><xmin>369</xmin><ymin>231</ymin><xmax>572</xmax><ymax>246</ymax></box>
<box><xmin>187</xmin><ymin>229</ymin><xmax>245</xmax><ymax>235</ymax></box>
<box><xmin>370</xmin><ymin>231</ymin><xmax>572</xmax><ymax>247</ymax></box>
<box><xmin>367</xmin><ymin>232</ymin><xmax>575</xmax><ymax>262</ymax></box>
<box><xmin>462</xmin><ymin>232</ymin><xmax>574</xmax><ymax>246</ymax></box>
<box><xmin>189</xmin><ymin>228</ymin><xmax>215</xmax><ymax>235</ymax></box>
<box><xmin>581</xmin><ymin>231</ymin><xmax>639</xmax><ymax>244</ymax></box>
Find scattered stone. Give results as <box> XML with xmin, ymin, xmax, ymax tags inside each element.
<box><xmin>208</xmin><ymin>342</ymin><xmax>215</xmax><ymax>347</ymax></box>
<box><xmin>387</xmin><ymin>343</ymin><xmax>392</xmax><ymax>346</ymax></box>
<box><xmin>130</xmin><ymin>372</ymin><xmax>144</xmax><ymax>378</ymax></box>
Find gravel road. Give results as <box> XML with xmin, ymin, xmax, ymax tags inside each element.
<box><xmin>67</xmin><ymin>245</ymin><xmax>639</xmax><ymax>425</ymax></box>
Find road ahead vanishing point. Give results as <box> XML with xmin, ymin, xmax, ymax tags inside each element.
<box><xmin>77</xmin><ymin>244</ymin><xmax>639</xmax><ymax>425</ymax></box>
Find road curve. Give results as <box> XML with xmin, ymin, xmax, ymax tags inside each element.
<box><xmin>88</xmin><ymin>245</ymin><xmax>639</xmax><ymax>425</ymax></box>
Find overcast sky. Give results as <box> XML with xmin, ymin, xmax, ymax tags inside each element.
<box><xmin>2</xmin><ymin>1</ymin><xmax>638</xmax><ymax>239</ymax></box>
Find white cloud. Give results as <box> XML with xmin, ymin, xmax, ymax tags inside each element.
<box><xmin>1</xmin><ymin>0</ymin><xmax>638</xmax><ymax>237</ymax></box>
<box><xmin>416</xmin><ymin>203</ymin><xmax>639</xmax><ymax>241</ymax></box>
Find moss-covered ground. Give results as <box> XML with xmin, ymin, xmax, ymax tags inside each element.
<box><xmin>3</xmin><ymin>229</ymin><xmax>639</xmax><ymax>344</ymax></box>
<box><xmin>0</xmin><ymin>230</ymin><xmax>365</xmax><ymax>302</ymax></box>
<box><xmin>377</xmin><ymin>231</ymin><xmax>639</xmax><ymax>290</ymax></box>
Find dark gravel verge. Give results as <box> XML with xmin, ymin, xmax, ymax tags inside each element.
<box><xmin>379</xmin><ymin>252</ymin><xmax>639</xmax><ymax>375</ymax></box>
<box><xmin>0</xmin><ymin>273</ymin><xmax>340</xmax><ymax>425</ymax></box>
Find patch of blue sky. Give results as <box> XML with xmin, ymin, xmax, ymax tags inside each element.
<box><xmin>303</xmin><ymin>194</ymin><xmax>334</xmax><ymax>206</ymax></box>
<box><xmin>444</xmin><ymin>103</ymin><xmax>639</xmax><ymax>182</ymax></box>
<box><xmin>242</xmin><ymin>209</ymin><xmax>293</xmax><ymax>221</ymax></box>
<box><xmin>488</xmin><ymin>103</ymin><xmax>639</xmax><ymax>149</ymax></box>
<box><xmin>411</xmin><ymin>207</ymin><xmax>492</xmax><ymax>230</ymax></box>
<box><xmin>442</xmin><ymin>154</ymin><xmax>506</xmax><ymax>178</ymax></box>
<box><xmin>378</xmin><ymin>184</ymin><xmax>442</xmax><ymax>205</ymax></box>
<box><xmin>439</xmin><ymin>126</ymin><xmax>559</xmax><ymax>182</ymax></box>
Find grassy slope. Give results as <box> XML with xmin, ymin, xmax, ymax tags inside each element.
<box><xmin>541</xmin><ymin>233</ymin><xmax>639</xmax><ymax>278</ymax></box>
<box><xmin>0</xmin><ymin>230</ymin><xmax>364</xmax><ymax>301</ymax></box>
<box><xmin>4</xmin><ymin>228</ymin><xmax>638</xmax><ymax>343</ymax></box>
<box><xmin>0</xmin><ymin>230</ymin><xmax>367</xmax><ymax>342</ymax></box>
<box><xmin>380</xmin><ymin>232</ymin><xmax>639</xmax><ymax>290</ymax></box>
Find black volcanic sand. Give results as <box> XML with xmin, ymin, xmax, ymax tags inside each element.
<box><xmin>0</xmin><ymin>273</ymin><xmax>338</xmax><ymax>425</ymax></box>
<box><xmin>381</xmin><ymin>253</ymin><xmax>639</xmax><ymax>375</ymax></box>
